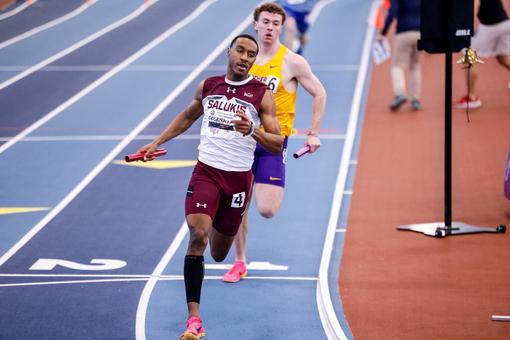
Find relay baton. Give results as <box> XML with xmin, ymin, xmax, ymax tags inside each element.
<box><xmin>293</xmin><ymin>146</ymin><xmax>310</xmax><ymax>159</ymax></box>
<box><xmin>125</xmin><ymin>148</ymin><xmax>167</xmax><ymax>162</ymax></box>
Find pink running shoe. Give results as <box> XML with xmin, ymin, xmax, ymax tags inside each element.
<box><xmin>453</xmin><ymin>95</ymin><xmax>481</xmax><ymax>109</ymax></box>
<box><xmin>223</xmin><ymin>261</ymin><xmax>247</xmax><ymax>283</ymax></box>
<box><xmin>180</xmin><ymin>316</ymin><xmax>206</xmax><ymax>340</ymax></box>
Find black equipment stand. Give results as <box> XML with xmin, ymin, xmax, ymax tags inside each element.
<box><xmin>397</xmin><ymin>0</ymin><xmax>506</xmax><ymax>238</ymax></box>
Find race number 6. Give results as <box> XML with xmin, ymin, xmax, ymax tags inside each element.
<box><xmin>267</xmin><ymin>76</ymin><xmax>280</xmax><ymax>93</ymax></box>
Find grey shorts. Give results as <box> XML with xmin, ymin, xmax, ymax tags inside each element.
<box><xmin>472</xmin><ymin>20</ymin><xmax>510</xmax><ymax>57</ymax></box>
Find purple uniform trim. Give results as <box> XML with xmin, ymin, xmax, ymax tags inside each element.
<box><xmin>185</xmin><ymin>161</ymin><xmax>253</xmax><ymax>237</ymax></box>
<box><xmin>252</xmin><ymin>137</ymin><xmax>289</xmax><ymax>187</ymax></box>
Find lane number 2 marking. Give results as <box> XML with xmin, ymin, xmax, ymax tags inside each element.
<box><xmin>29</xmin><ymin>258</ymin><xmax>127</xmax><ymax>271</ymax></box>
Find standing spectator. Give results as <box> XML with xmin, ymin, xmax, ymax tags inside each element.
<box><xmin>454</xmin><ymin>0</ymin><xmax>510</xmax><ymax>109</ymax></box>
<box><xmin>379</xmin><ymin>0</ymin><xmax>422</xmax><ymax>111</ymax></box>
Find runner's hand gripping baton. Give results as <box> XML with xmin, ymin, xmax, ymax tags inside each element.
<box><xmin>293</xmin><ymin>146</ymin><xmax>310</xmax><ymax>159</ymax></box>
<box><xmin>125</xmin><ymin>148</ymin><xmax>167</xmax><ymax>162</ymax></box>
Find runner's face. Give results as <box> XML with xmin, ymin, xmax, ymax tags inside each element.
<box><xmin>227</xmin><ymin>38</ymin><xmax>258</xmax><ymax>79</ymax></box>
<box><xmin>254</xmin><ymin>12</ymin><xmax>283</xmax><ymax>45</ymax></box>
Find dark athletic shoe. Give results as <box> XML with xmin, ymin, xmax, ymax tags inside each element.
<box><xmin>411</xmin><ymin>99</ymin><xmax>421</xmax><ymax>110</ymax></box>
<box><xmin>390</xmin><ymin>95</ymin><xmax>407</xmax><ymax>111</ymax></box>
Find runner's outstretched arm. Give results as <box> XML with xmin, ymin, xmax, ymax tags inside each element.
<box><xmin>137</xmin><ymin>80</ymin><xmax>205</xmax><ymax>159</ymax></box>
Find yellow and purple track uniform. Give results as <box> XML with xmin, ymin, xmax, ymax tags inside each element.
<box><xmin>250</xmin><ymin>44</ymin><xmax>296</xmax><ymax>187</ymax></box>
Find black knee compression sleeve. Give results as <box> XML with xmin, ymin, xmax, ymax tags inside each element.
<box><xmin>184</xmin><ymin>255</ymin><xmax>204</xmax><ymax>304</ymax></box>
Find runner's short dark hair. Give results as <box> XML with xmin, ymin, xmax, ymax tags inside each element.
<box><xmin>230</xmin><ymin>34</ymin><xmax>259</xmax><ymax>54</ymax></box>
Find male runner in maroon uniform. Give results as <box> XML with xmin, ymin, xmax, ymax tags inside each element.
<box><xmin>136</xmin><ymin>34</ymin><xmax>282</xmax><ymax>340</ymax></box>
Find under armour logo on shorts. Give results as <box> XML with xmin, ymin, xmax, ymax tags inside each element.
<box><xmin>196</xmin><ymin>203</ymin><xmax>207</xmax><ymax>208</ymax></box>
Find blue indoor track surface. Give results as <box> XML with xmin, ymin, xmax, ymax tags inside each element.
<box><xmin>0</xmin><ymin>0</ymin><xmax>374</xmax><ymax>339</ymax></box>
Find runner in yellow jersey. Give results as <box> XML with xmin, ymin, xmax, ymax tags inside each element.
<box><xmin>224</xmin><ymin>2</ymin><xmax>327</xmax><ymax>283</ymax></box>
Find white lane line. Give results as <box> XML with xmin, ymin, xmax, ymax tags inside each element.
<box><xmin>0</xmin><ymin>272</ymin><xmax>312</xmax><ymax>279</ymax></box>
<box><xmin>0</xmin><ymin>278</ymin><xmax>150</xmax><ymax>287</ymax></box>
<box><xmin>0</xmin><ymin>0</ymin><xmax>37</xmax><ymax>21</ymax></box>
<box><xmin>316</xmin><ymin>1</ymin><xmax>375</xmax><ymax>339</ymax></box>
<box><xmin>0</xmin><ymin>134</ymin><xmax>187</xmax><ymax>142</ymax></box>
<box><xmin>0</xmin><ymin>0</ymin><xmax>96</xmax><ymax>50</ymax></box>
<box><xmin>0</xmin><ymin>275</ymin><xmax>317</xmax><ymax>288</ymax></box>
<box><xmin>0</xmin><ymin>64</ymin><xmax>224</xmax><ymax>71</ymax></box>
<box><xmin>0</xmin><ymin>0</ymin><xmax>159</xmax><ymax>92</ymax></box>
<box><xmin>0</xmin><ymin>273</ymin><xmax>156</xmax><ymax>278</ymax></box>
<box><xmin>308</xmin><ymin>0</ymin><xmax>335</xmax><ymax>24</ymax></box>
<box><xmin>134</xmin><ymin>4</ymin><xmax>267</xmax><ymax>339</ymax></box>
<box><xmin>206</xmin><ymin>261</ymin><xmax>288</xmax><ymax>271</ymax></box>
<box><xmin>136</xmin><ymin>221</ymin><xmax>189</xmax><ymax>340</ymax></box>
<box><xmin>491</xmin><ymin>315</ymin><xmax>510</xmax><ymax>322</ymax></box>
<box><xmin>0</xmin><ymin>0</ymin><xmax>194</xmax><ymax>156</ymax></box>
<box><xmin>0</xmin><ymin>64</ymin><xmax>357</xmax><ymax>72</ymax></box>
<box><xmin>312</xmin><ymin>65</ymin><xmax>359</xmax><ymax>71</ymax></box>
<box><xmin>0</xmin><ymin>133</ymin><xmax>346</xmax><ymax>142</ymax></box>
<box><xmin>293</xmin><ymin>134</ymin><xmax>345</xmax><ymax>140</ymax></box>
<box><xmin>234</xmin><ymin>276</ymin><xmax>317</xmax><ymax>281</ymax></box>
<box><xmin>0</xmin><ymin>0</ymin><xmax>217</xmax><ymax>267</ymax></box>
<box><xmin>0</xmin><ymin>64</ymin><xmax>217</xmax><ymax>71</ymax></box>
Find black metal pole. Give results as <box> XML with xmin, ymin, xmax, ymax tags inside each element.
<box><xmin>444</xmin><ymin>0</ymin><xmax>453</xmax><ymax>228</ymax></box>
<box><xmin>397</xmin><ymin>0</ymin><xmax>506</xmax><ymax>237</ymax></box>
<box><xmin>445</xmin><ymin>50</ymin><xmax>452</xmax><ymax>228</ymax></box>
